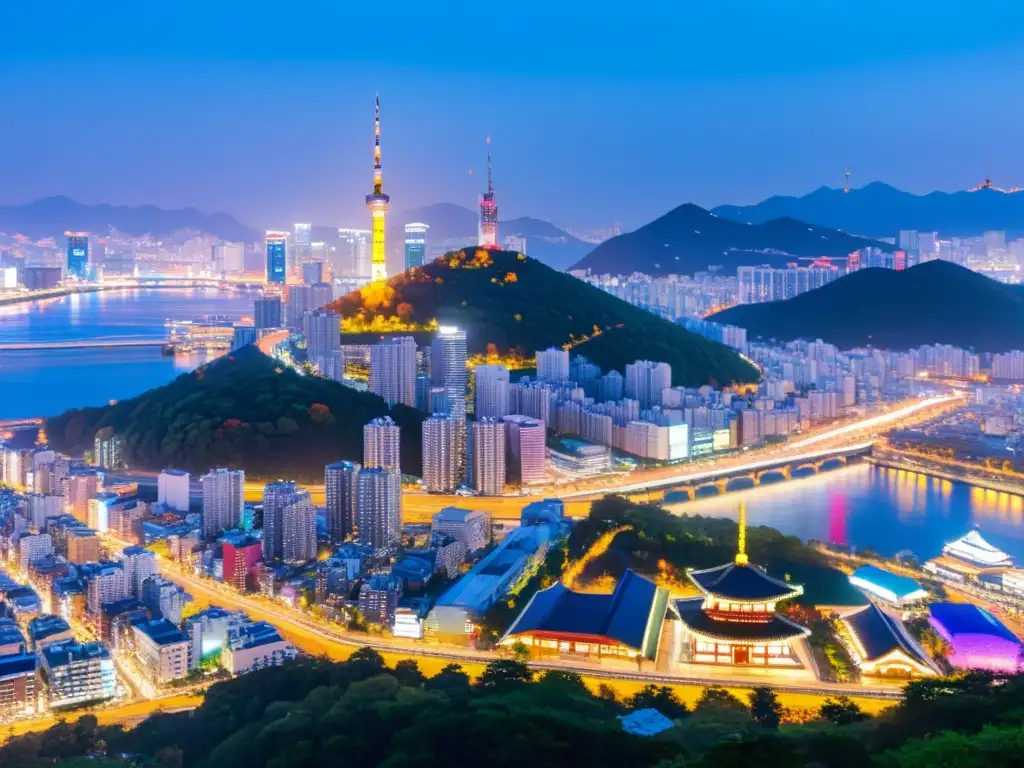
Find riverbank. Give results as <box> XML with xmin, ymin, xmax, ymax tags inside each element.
<box><xmin>0</xmin><ymin>284</ymin><xmax>105</xmax><ymax>307</ymax></box>
<box><xmin>868</xmin><ymin>451</ymin><xmax>1024</xmax><ymax>499</ymax></box>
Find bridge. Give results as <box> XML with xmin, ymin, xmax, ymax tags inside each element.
<box><xmin>0</xmin><ymin>338</ymin><xmax>167</xmax><ymax>351</ymax></box>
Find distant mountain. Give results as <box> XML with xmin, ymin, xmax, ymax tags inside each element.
<box><xmin>0</xmin><ymin>196</ymin><xmax>259</xmax><ymax>242</ymax></box>
<box><xmin>390</xmin><ymin>203</ymin><xmax>590</xmax><ymax>270</ymax></box>
<box><xmin>712</xmin><ymin>183</ymin><xmax>1024</xmax><ymax>239</ymax></box>
<box><xmin>572</xmin><ymin>203</ymin><xmax>886</xmax><ymax>276</ymax></box>
<box><xmin>328</xmin><ymin>248</ymin><xmax>759</xmax><ymax>387</ymax></box>
<box><xmin>709</xmin><ymin>260</ymin><xmax>1024</xmax><ymax>352</ymax></box>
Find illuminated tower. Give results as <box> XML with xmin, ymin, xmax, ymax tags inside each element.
<box><xmin>365</xmin><ymin>94</ymin><xmax>390</xmax><ymax>282</ymax></box>
<box><xmin>478</xmin><ymin>136</ymin><xmax>498</xmax><ymax>249</ymax></box>
<box><xmin>844</xmin><ymin>165</ymin><xmax>850</xmax><ymax>194</ymax></box>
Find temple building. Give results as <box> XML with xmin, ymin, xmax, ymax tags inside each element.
<box><xmin>669</xmin><ymin>504</ymin><xmax>810</xmax><ymax>669</ymax></box>
<box><xmin>840</xmin><ymin>602</ymin><xmax>937</xmax><ymax>679</ymax></box>
<box><xmin>924</xmin><ymin>530</ymin><xmax>1014</xmax><ymax>582</ymax></box>
<box><xmin>498</xmin><ymin>569</ymin><xmax>668</xmax><ymax>662</ymax></box>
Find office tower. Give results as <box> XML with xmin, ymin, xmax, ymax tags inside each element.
<box><xmin>294</xmin><ymin>222</ymin><xmax>312</xmax><ymax>266</ymax></box>
<box><xmin>535</xmin><ymin>347</ymin><xmax>570</xmax><ymax>383</ymax></box>
<box><xmin>365</xmin><ymin>95</ymin><xmax>390</xmax><ymax>282</ymax></box>
<box><xmin>473</xmin><ymin>364</ymin><xmax>510</xmax><ymax>419</ymax></box>
<box><xmin>415</xmin><ymin>373</ymin><xmax>431</xmax><ymax>411</ymax></box>
<box><xmin>212</xmin><ymin>242</ymin><xmax>244</xmax><ymax>274</ymax></box>
<box><xmin>472</xmin><ymin>418</ymin><xmax>506</xmax><ymax>496</ymax></box>
<box><xmin>201</xmin><ymin>468</ymin><xmax>245</xmax><ymax>539</ymax></box>
<box><xmin>338</xmin><ymin>228</ymin><xmax>370</xmax><ymax>277</ymax></box>
<box><xmin>503</xmin><ymin>415</ymin><xmax>546</xmax><ymax>485</ymax></box>
<box><xmin>301</xmin><ymin>260</ymin><xmax>325</xmax><ymax>284</ymax></box>
<box><xmin>427</xmin><ymin>386</ymin><xmax>450</xmax><ymax>416</ymax></box>
<box><xmin>404</xmin><ymin>222</ymin><xmax>429</xmax><ymax>270</ymax></box>
<box><xmin>478</xmin><ymin>137</ymin><xmax>498</xmax><ymax>249</ymax></box>
<box><xmin>65</xmin><ymin>232</ymin><xmax>89</xmax><ymax>278</ymax></box>
<box><xmin>596</xmin><ymin>370</ymin><xmax>624</xmax><ymax>403</ymax></box>
<box><xmin>282</xmin><ymin>491</ymin><xmax>316</xmax><ymax>563</ymax></box>
<box><xmin>369</xmin><ymin>336</ymin><xmax>418</xmax><ymax>406</ymax></box>
<box><xmin>157</xmin><ymin>470</ymin><xmax>190</xmax><ymax>512</ymax></box>
<box><xmin>625</xmin><ymin>360</ymin><xmax>672</xmax><ymax>409</ymax></box>
<box><xmin>431</xmin><ymin>326</ymin><xmax>468</xmax><ymax>475</ymax></box>
<box><xmin>93</xmin><ymin>429</ymin><xmax>123</xmax><ymax>470</ymax></box>
<box><xmin>356</xmin><ymin>468</ymin><xmax>401</xmax><ymax>549</ymax></box>
<box><xmin>253</xmin><ymin>296</ymin><xmax>282</xmax><ymax>330</ymax></box>
<box><xmin>287</xmin><ymin>283</ymin><xmax>333</xmax><ymax>329</ymax></box>
<box><xmin>117</xmin><ymin>545</ymin><xmax>157</xmax><ymax>599</ymax></box>
<box><xmin>262</xmin><ymin>481</ymin><xmax>306</xmax><ymax>561</ymax></box>
<box><xmin>363</xmin><ymin>417</ymin><xmax>401</xmax><ymax>471</ymax></box>
<box><xmin>422</xmin><ymin>414</ymin><xmax>459</xmax><ymax>493</ymax></box>
<box><xmin>265</xmin><ymin>231</ymin><xmax>288</xmax><ymax>284</ymax></box>
<box><xmin>325</xmin><ymin>461</ymin><xmax>360</xmax><ymax>543</ymax></box>
<box><xmin>303</xmin><ymin>309</ymin><xmax>341</xmax><ymax>360</ymax></box>
<box><xmin>231</xmin><ymin>325</ymin><xmax>257</xmax><ymax>351</ymax></box>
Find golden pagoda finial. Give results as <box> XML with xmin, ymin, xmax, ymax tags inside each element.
<box><xmin>735</xmin><ymin>501</ymin><xmax>749</xmax><ymax>565</ymax></box>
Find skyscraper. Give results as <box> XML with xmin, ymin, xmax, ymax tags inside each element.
<box><xmin>431</xmin><ymin>326</ymin><xmax>468</xmax><ymax>476</ymax></box>
<box><xmin>478</xmin><ymin>137</ymin><xmax>498</xmax><ymax>249</ymax></box>
<box><xmin>265</xmin><ymin>231</ymin><xmax>288</xmax><ymax>284</ymax></box>
<box><xmin>286</xmin><ymin>283</ymin><xmax>333</xmax><ymax>330</ymax></box>
<box><xmin>365</xmin><ymin>95</ymin><xmax>390</xmax><ymax>282</ymax></box>
<box><xmin>356</xmin><ymin>468</ymin><xmax>401</xmax><ymax>550</ymax></box>
<box><xmin>503</xmin><ymin>415</ymin><xmax>546</xmax><ymax>485</ymax></box>
<box><xmin>625</xmin><ymin>360</ymin><xmax>672</xmax><ymax>409</ymax></box>
<box><xmin>337</xmin><ymin>228</ymin><xmax>370</xmax><ymax>278</ymax></box>
<box><xmin>369</xmin><ymin>336</ymin><xmax>418</xmax><ymax>407</ymax></box>
<box><xmin>254</xmin><ymin>296</ymin><xmax>282</xmax><ymax>330</ymax></box>
<box><xmin>535</xmin><ymin>347</ymin><xmax>570</xmax><ymax>383</ymax></box>
<box><xmin>474</xmin><ymin>364</ymin><xmax>510</xmax><ymax>419</ymax></box>
<box><xmin>404</xmin><ymin>222</ymin><xmax>429</xmax><ymax>271</ymax></box>
<box><xmin>201</xmin><ymin>469</ymin><xmax>245</xmax><ymax>539</ymax></box>
<box><xmin>303</xmin><ymin>309</ymin><xmax>341</xmax><ymax>361</ymax></box>
<box><xmin>262</xmin><ymin>482</ymin><xmax>312</xmax><ymax>562</ymax></box>
<box><xmin>325</xmin><ymin>461</ymin><xmax>360</xmax><ymax>544</ymax></box>
<box><xmin>422</xmin><ymin>414</ymin><xmax>459</xmax><ymax>493</ymax></box>
<box><xmin>282</xmin><ymin>490</ymin><xmax>316</xmax><ymax>563</ymax></box>
<box><xmin>294</xmin><ymin>222</ymin><xmax>312</xmax><ymax>272</ymax></box>
<box><xmin>472</xmin><ymin>418</ymin><xmax>506</xmax><ymax>496</ymax></box>
<box><xmin>363</xmin><ymin>417</ymin><xmax>401</xmax><ymax>471</ymax></box>
<box><xmin>65</xmin><ymin>232</ymin><xmax>89</xmax><ymax>278</ymax></box>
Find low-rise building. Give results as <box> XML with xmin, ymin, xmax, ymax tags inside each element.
<box><xmin>27</xmin><ymin>614</ymin><xmax>74</xmax><ymax>651</ymax></box>
<box><xmin>132</xmin><ymin>619</ymin><xmax>191</xmax><ymax>685</ymax></box>
<box><xmin>41</xmin><ymin>641</ymin><xmax>116</xmax><ymax>708</ymax></box>
<box><xmin>841</xmin><ymin>603</ymin><xmax>937</xmax><ymax>679</ymax></box>
<box><xmin>358</xmin><ymin>575</ymin><xmax>401</xmax><ymax>627</ymax></box>
<box><xmin>221</xmin><ymin>621</ymin><xmax>297</xmax><ymax>675</ymax></box>
<box><xmin>0</xmin><ymin>653</ymin><xmax>38</xmax><ymax>717</ymax></box>
<box><xmin>184</xmin><ymin>607</ymin><xmax>248</xmax><ymax>669</ymax></box>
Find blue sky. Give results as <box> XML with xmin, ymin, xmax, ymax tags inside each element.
<box><xmin>2</xmin><ymin>0</ymin><xmax>1023</xmax><ymax>230</ymax></box>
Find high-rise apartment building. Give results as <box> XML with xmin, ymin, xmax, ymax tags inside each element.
<box><xmin>431</xmin><ymin>326</ymin><xmax>468</xmax><ymax>475</ymax></box>
<box><xmin>356</xmin><ymin>468</ymin><xmax>401</xmax><ymax>550</ymax></box>
<box><xmin>65</xmin><ymin>472</ymin><xmax>100</xmax><ymax>523</ymax></box>
<box><xmin>282</xmin><ymin>491</ymin><xmax>316</xmax><ymax>563</ymax></box>
<box><xmin>265</xmin><ymin>231</ymin><xmax>288</xmax><ymax>284</ymax></box>
<box><xmin>369</xmin><ymin>336</ymin><xmax>418</xmax><ymax>407</ymax></box>
<box><xmin>212</xmin><ymin>242</ymin><xmax>245</xmax><ymax>274</ymax></box>
<box><xmin>253</xmin><ymin>296</ymin><xmax>282</xmax><ymax>330</ymax></box>
<box><xmin>157</xmin><ymin>470</ymin><xmax>190</xmax><ymax>513</ymax></box>
<box><xmin>337</xmin><ymin>228</ymin><xmax>370</xmax><ymax>278</ymax></box>
<box><xmin>535</xmin><ymin>347</ymin><xmax>570</xmax><ymax>383</ymax></box>
<box><xmin>502</xmin><ymin>415</ymin><xmax>546</xmax><ymax>485</ymax></box>
<box><xmin>262</xmin><ymin>481</ymin><xmax>305</xmax><ymax>561</ymax></box>
<box><xmin>473</xmin><ymin>364</ymin><xmax>510</xmax><ymax>419</ymax></box>
<box><xmin>287</xmin><ymin>283</ymin><xmax>333</xmax><ymax>329</ymax></box>
<box><xmin>201</xmin><ymin>468</ymin><xmax>245</xmax><ymax>539</ymax></box>
<box><xmin>421</xmin><ymin>414</ymin><xmax>459</xmax><ymax>493</ymax></box>
<box><xmin>302</xmin><ymin>308</ymin><xmax>341</xmax><ymax>359</ymax></box>
<box><xmin>363</xmin><ymin>417</ymin><xmax>401</xmax><ymax>472</ymax></box>
<box><xmin>472</xmin><ymin>418</ymin><xmax>506</xmax><ymax>496</ymax></box>
<box><xmin>325</xmin><ymin>461</ymin><xmax>360</xmax><ymax>543</ymax></box>
<box><xmin>117</xmin><ymin>546</ymin><xmax>157</xmax><ymax>600</ymax></box>
<box><xmin>625</xmin><ymin>360</ymin><xmax>672</xmax><ymax>409</ymax></box>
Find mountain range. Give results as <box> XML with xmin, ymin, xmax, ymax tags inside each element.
<box><xmin>712</xmin><ymin>183</ymin><xmax>1024</xmax><ymax>239</ymax></box>
<box><xmin>0</xmin><ymin>195</ymin><xmax>259</xmax><ymax>243</ymax></box>
<box><xmin>709</xmin><ymin>260</ymin><xmax>1024</xmax><ymax>352</ymax></box>
<box><xmin>571</xmin><ymin>203</ymin><xmax>886</xmax><ymax>276</ymax></box>
<box><xmin>391</xmin><ymin>202</ymin><xmax>591</xmax><ymax>271</ymax></box>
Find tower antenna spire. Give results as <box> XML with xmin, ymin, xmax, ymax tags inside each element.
<box><xmin>735</xmin><ymin>501</ymin><xmax>749</xmax><ymax>566</ymax></box>
<box><xmin>365</xmin><ymin>93</ymin><xmax>390</xmax><ymax>282</ymax></box>
<box><xmin>844</xmin><ymin>164</ymin><xmax>850</xmax><ymax>194</ymax></box>
<box><xmin>478</xmin><ymin>135</ymin><xmax>498</xmax><ymax>249</ymax></box>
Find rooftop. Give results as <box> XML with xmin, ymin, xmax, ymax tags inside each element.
<box><xmin>433</xmin><ymin>506</ymin><xmax>485</xmax><ymax>523</ymax></box>
<box><xmin>843</xmin><ymin>603</ymin><xmax>935</xmax><ymax>671</ymax></box>
<box><xmin>0</xmin><ymin>620</ymin><xmax>25</xmax><ymax>648</ymax></box>
<box><xmin>929</xmin><ymin>602</ymin><xmax>1021</xmax><ymax>644</ymax></box>
<box><xmin>134</xmin><ymin>618</ymin><xmax>189</xmax><ymax>646</ymax></box>
<box><xmin>42</xmin><ymin>641</ymin><xmax>111</xmax><ymax>668</ymax></box>
<box><xmin>674</xmin><ymin>597</ymin><xmax>810</xmax><ymax>643</ymax></box>
<box><xmin>0</xmin><ymin>653</ymin><xmax>38</xmax><ymax>679</ymax></box>
<box><xmin>942</xmin><ymin>530</ymin><xmax>1013</xmax><ymax>569</ymax></box>
<box><xmin>28</xmin><ymin>614</ymin><xmax>72</xmax><ymax>641</ymax></box>
<box><xmin>849</xmin><ymin>565</ymin><xmax>928</xmax><ymax>604</ymax></box>
<box><xmin>619</xmin><ymin>708</ymin><xmax>676</xmax><ymax>736</ymax></box>
<box><xmin>227</xmin><ymin>621</ymin><xmax>286</xmax><ymax>650</ymax></box>
<box><xmin>688</xmin><ymin>561</ymin><xmax>802</xmax><ymax>602</ymax></box>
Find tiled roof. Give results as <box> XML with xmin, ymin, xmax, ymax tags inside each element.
<box><xmin>688</xmin><ymin>562</ymin><xmax>802</xmax><ymax>602</ymax></box>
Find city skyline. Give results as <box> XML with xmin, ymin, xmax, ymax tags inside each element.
<box><xmin>2</xmin><ymin>3</ymin><xmax>1024</xmax><ymax>230</ymax></box>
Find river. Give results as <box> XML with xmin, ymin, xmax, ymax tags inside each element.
<box><xmin>0</xmin><ymin>288</ymin><xmax>256</xmax><ymax>419</ymax></box>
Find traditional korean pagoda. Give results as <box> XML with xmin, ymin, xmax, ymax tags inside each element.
<box><xmin>670</xmin><ymin>503</ymin><xmax>810</xmax><ymax>667</ymax></box>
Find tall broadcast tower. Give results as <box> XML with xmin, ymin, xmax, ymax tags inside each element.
<box><xmin>478</xmin><ymin>136</ymin><xmax>498</xmax><ymax>249</ymax></box>
<box><xmin>366</xmin><ymin>94</ymin><xmax>390</xmax><ymax>282</ymax></box>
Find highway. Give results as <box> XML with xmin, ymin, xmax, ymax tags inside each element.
<box><xmin>0</xmin><ymin>338</ymin><xmax>166</xmax><ymax>351</ymax></box>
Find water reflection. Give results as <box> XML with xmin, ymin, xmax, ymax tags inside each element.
<box><xmin>663</xmin><ymin>463</ymin><xmax>1024</xmax><ymax>562</ymax></box>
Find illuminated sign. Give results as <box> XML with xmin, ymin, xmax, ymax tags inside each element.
<box><xmin>667</xmin><ymin>424</ymin><xmax>689</xmax><ymax>461</ymax></box>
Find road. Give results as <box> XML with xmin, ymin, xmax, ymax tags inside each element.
<box><xmin>3</xmin><ymin>695</ymin><xmax>202</xmax><ymax>741</ymax></box>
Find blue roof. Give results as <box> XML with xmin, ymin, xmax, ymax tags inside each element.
<box><xmin>504</xmin><ymin>570</ymin><xmax>661</xmax><ymax>651</ymax></box>
<box><xmin>850</xmin><ymin>565</ymin><xmax>925</xmax><ymax>600</ymax></box>
<box><xmin>0</xmin><ymin>653</ymin><xmax>38</xmax><ymax>679</ymax></box>
<box><xmin>929</xmin><ymin>603</ymin><xmax>1020</xmax><ymax>644</ymax></box>
<box><xmin>844</xmin><ymin>603</ymin><xmax>933</xmax><ymax>667</ymax></box>
<box><xmin>135</xmin><ymin>619</ymin><xmax>188</xmax><ymax>646</ymax></box>
<box><xmin>689</xmin><ymin>561</ymin><xmax>801</xmax><ymax>602</ymax></box>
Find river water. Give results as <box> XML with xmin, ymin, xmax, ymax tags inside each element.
<box><xmin>2</xmin><ymin>290</ymin><xmax>1023</xmax><ymax>562</ymax></box>
<box><xmin>0</xmin><ymin>288</ymin><xmax>256</xmax><ymax>419</ymax></box>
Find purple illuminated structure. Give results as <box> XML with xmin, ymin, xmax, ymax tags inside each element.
<box><xmin>929</xmin><ymin>603</ymin><xmax>1023</xmax><ymax>673</ymax></box>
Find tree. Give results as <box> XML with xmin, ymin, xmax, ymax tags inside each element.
<box><xmin>918</xmin><ymin>626</ymin><xmax>952</xmax><ymax>661</ymax></box>
<box><xmin>694</xmin><ymin>686</ymin><xmax>747</xmax><ymax>714</ymax></box>
<box><xmin>819</xmin><ymin>696</ymin><xmax>868</xmax><ymax>726</ymax></box>
<box><xmin>155</xmin><ymin>745</ymin><xmax>184</xmax><ymax>768</ymax></box>
<box><xmin>748</xmin><ymin>687</ymin><xmax>783</xmax><ymax>730</ymax></box>
<box><xmin>629</xmin><ymin>685</ymin><xmax>689</xmax><ymax>720</ymax></box>
<box><xmin>346</xmin><ymin>647</ymin><xmax>386</xmax><ymax>680</ymax></box>
<box><xmin>391</xmin><ymin>659</ymin><xmax>426</xmax><ymax>688</ymax></box>
<box><xmin>424</xmin><ymin>663</ymin><xmax>471</xmax><ymax>697</ymax></box>
<box><xmin>474</xmin><ymin>659</ymin><xmax>534</xmax><ymax>692</ymax></box>
<box><xmin>510</xmin><ymin>640</ymin><xmax>531</xmax><ymax>662</ymax></box>
<box><xmin>539</xmin><ymin>670</ymin><xmax>586</xmax><ymax>690</ymax></box>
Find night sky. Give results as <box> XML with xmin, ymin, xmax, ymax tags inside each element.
<box><xmin>3</xmin><ymin>0</ymin><xmax>1023</xmax><ymax>230</ymax></box>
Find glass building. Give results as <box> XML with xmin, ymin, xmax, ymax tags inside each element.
<box><xmin>65</xmin><ymin>232</ymin><xmax>89</xmax><ymax>278</ymax></box>
<box><xmin>265</xmin><ymin>231</ymin><xmax>288</xmax><ymax>284</ymax></box>
<box><xmin>404</xmin><ymin>222</ymin><xmax>429</xmax><ymax>271</ymax></box>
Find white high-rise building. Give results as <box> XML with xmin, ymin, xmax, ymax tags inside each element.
<box><xmin>370</xmin><ymin>336</ymin><xmax>418</xmax><ymax>407</ymax></box>
<box><xmin>282</xmin><ymin>490</ymin><xmax>316</xmax><ymax>563</ymax></box>
<box><xmin>212</xmin><ymin>242</ymin><xmax>245</xmax><ymax>274</ymax></box>
<box><xmin>303</xmin><ymin>309</ymin><xmax>341</xmax><ymax>361</ymax></box>
<box><xmin>117</xmin><ymin>545</ymin><xmax>157</xmax><ymax>600</ymax></box>
<box><xmin>535</xmin><ymin>347</ymin><xmax>570</xmax><ymax>383</ymax></box>
<box><xmin>473</xmin><ymin>364</ymin><xmax>510</xmax><ymax>419</ymax></box>
<box><xmin>422</xmin><ymin>414</ymin><xmax>459</xmax><ymax>493</ymax></box>
<box><xmin>431</xmin><ymin>326</ymin><xmax>468</xmax><ymax>480</ymax></box>
<box><xmin>325</xmin><ymin>461</ymin><xmax>360</xmax><ymax>544</ymax></box>
<box><xmin>363</xmin><ymin>417</ymin><xmax>401</xmax><ymax>472</ymax></box>
<box><xmin>158</xmin><ymin>470</ymin><xmax>190</xmax><ymax>513</ymax></box>
<box><xmin>201</xmin><ymin>469</ymin><xmax>245</xmax><ymax>539</ymax></box>
<box><xmin>338</xmin><ymin>228</ymin><xmax>371</xmax><ymax>278</ymax></box>
<box><xmin>625</xmin><ymin>360</ymin><xmax>672</xmax><ymax>409</ymax></box>
<box><xmin>472</xmin><ymin>418</ymin><xmax>506</xmax><ymax>496</ymax></box>
<box><xmin>262</xmin><ymin>481</ymin><xmax>304</xmax><ymax>561</ymax></box>
<box><xmin>356</xmin><ymin>468</ymin><xmax>402</xmax><ymax>549</ymax></box>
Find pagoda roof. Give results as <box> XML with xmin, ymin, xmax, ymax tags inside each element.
<box><xmin>673</xmin><ymin>597</ymin><xmax>810</xmax><ymax>643</ymax></box>
<box><xmin>688</xmin><ymin>561</ymin><xmax>802</xmax><ymax>602</ymax></box>
<box><xmin>943</xmin><ymin>530</ymin><xmax>1013</xmax><ymax>568</ymax></box>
